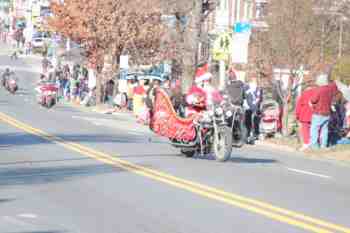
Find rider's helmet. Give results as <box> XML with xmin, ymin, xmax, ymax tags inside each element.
<box><xmin>5</xmin><ymin>68</ymin><xmax>10</xmax><ymax>73</ymax></box>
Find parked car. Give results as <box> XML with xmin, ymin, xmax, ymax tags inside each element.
<box><xmin>123</xmin><ymin>73</ymin><xmax>165</xmax><ymax>82</ymax></box>
<box><xmin>31</xmin><ymin>31</ymin><xmax>51</xmax><ymax>53</ymax></box>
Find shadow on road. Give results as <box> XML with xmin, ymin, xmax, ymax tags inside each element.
<box><xmin>5</xmin><ymin>231</ymin><xmax>64</xmax><ymax>233</ymax></box>
<box><xmin>0</xmin><ymin>157</ymin><xmax>93</xmax><ymax>166</ymax></box>
<box><xmin>0</xmin><ymin>198</ymin><xmax>15</xmax><ymax>204</ymax></box>
<box><xmin>0</xmin><ymin>132</ymin><xmax>165</xmax><ymax>149</ymax></box>
<box><xmin>0</xmin><ymin>164</ymin><xmax>126</xmax><ymax>187</ymax></box>
<box><xmin>187</xmin><ymin>154</ymin><xmax>278</xmax><ymax>164</ymax></box>
<box><xmin>230</xmin><ymin>157</ymin><xmax>278</xmax><ymax>164</ymax></box>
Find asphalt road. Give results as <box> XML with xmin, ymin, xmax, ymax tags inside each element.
<box><xmin>0</xmin><ymin>48</ymin><xmax>350</xmax><ymax>233</ymax></box>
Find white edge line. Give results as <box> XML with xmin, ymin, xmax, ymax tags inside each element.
<box><xmin>286</xmin><ymin>167</ymin><xmax>332</xmax><ymax>179</ymax></box>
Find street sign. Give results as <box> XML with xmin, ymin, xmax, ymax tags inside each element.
<box><xmin>234</xmin><ymin>22</ymin><xmax>252</xmax><ymax>34</ymax></box>
<box><xmin>212</xmin><ymin>32</ymin><xmax>232</xmax><ymax>61</ymax></box>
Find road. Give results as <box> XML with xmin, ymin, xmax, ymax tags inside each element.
<box><xmin>0</xmin><ymin>50</ymin><xmax>350</xmax><ymax>233</ymax></box>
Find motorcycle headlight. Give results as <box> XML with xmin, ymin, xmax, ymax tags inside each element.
<box><xmin>226</xmin><ymin>110</ymin><xmax>233</xmax><ymax>117</ymax></box>
<box><xmin>215</xmin><ymin>107</ymin><xmax>223</xmax><ymax>115</ymax></box>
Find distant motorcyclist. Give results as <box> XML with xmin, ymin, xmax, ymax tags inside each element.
<box><xmin>1</xmin><ymin>68</ymin><xmax>11</xmax><ymax>86</ymax></box>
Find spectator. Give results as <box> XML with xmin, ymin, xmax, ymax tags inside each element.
<box><xmin>127</xmin><ymin>79</ymin><xmax>136</xmax><ymax>111</ymax></box>
<box><xmin>309</xmin><ymin>73</ymin><xmax>339</xmax><ymax>149</ymax></box>
<box><xmin>105</xmin><ymin>79</ymin><xmax>115</xmax><ymax>106</ymax></box>
<box><xmin>329</xmin><ymin>92</ymin><xmax>347</xmax><ymax>146</ymax></box>
<box><xmin>295</xmin><ymin>86</ymin><xmax>317</xmax><ymax>150</ymax></box>
<box><xmin>133</xmin><ymin>79</ymin><xmax>146</xmax><ymax>119</ymax></box>
<box><xmin>244</xmin><ymin>77</ymin><xmax>263</xmax><ymax>142</ymax></box>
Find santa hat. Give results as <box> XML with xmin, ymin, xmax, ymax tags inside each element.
<box><xmin>195</xmin><ymin>66</ymin><xmax>212</xmax><ymax>83</ymax></box>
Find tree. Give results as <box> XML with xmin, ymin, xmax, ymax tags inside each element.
<box><xmin>332</xmin><ymin>55</ymin><xmax>350</xmax><ymax>84</ymax></box>
<box><xmin>255</xmin><ymin>0</ymin><xmax>341</xmax><ymax>135</ymax></box>
<box><xmin>162</xmin><ymin>0</ymin><xmax>216</xmax><ymax>94</ymax></box>
<box><xmin>49</xmin><ymin>0</ymin><xmax>169</xmax><ymax>103</ymax></box>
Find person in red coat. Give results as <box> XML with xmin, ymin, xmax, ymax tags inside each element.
<box><xmin>295</xmin><ymin>87</ymin><xmax>317</xmax><ymax>150</ymax></box>
<box><xmin>185</xmin><ymin>64</ymin><xmax>223</xmax><ymax>117</ymax></box>
<box><xmin>309</xmin><ymin>74</ymin><xmax>338</xmax><ymax>149</ymax></box>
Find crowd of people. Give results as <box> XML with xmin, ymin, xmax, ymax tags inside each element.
<box><xmin>113</xmin><ymin>64</ymin><xmax>265</xmax><ymax>144</ymax></box>
<box><xmin>37</xmin><ymin>57</ymin><xmax>350</xmax><ymax>150</ymax></box>
<box><xmin>38</xmin><ymin>58</ymin><xmax>92</xmax><ymax>105</ymax></box>
<box><xmin>295</xmin><ymin>73</ymin><xmax>350</xmax><ymax>150</ymax></box>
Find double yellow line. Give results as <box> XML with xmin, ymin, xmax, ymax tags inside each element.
<box><xmin>0</xmin><ymin>111</ymin><xmax>349</xmax><ymax>233</ymax></box>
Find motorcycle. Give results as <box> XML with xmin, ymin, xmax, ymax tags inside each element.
<box><xmin>5</xmin><ymin>78</ymin><xmax>18</xmax><ymax>94</ymax></box>
<box><xmin>36</xmin><ymin>82</ymin><xmax>58</xmax><ymax>108</ymax></box>
<box><xmin>150</xmin><ymin>88</ymin><xmax>232</xmax><ymax>162</ymax></box>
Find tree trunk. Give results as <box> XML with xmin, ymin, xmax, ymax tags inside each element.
<box><xmin>282</xmin><ymin>99</ymin><xmax>289</xmax><ymax>136</ymax></box>
<box><xmin>96</xmin><ymin>70</ymin><xmax>102</xmax><ymax>105</ymax></box>
<box><xmin>176</xmin><ymin>0</ymin><xmax>202</xmax><ymax>94</ymax></box>
<box><xmin>281</xmin><ymin>75</ymin><xmax>294</xmax><ymax>136</ymax></box>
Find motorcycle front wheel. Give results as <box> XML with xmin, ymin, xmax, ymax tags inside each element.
<box><xmin>10</xmin><ymin>86</ymin><xmax>17</xmax><ymax>94</ymax></box>
<box><xmin>213</xmin><ymin>126</ymin><xmax>233</xmax><ymax>162</ymax></box>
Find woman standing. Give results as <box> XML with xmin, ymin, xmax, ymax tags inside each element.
<box><xmin>133</xmin><ymin>80</ymin><xmax>146</xmax><ymax>119</ymax></box>
<box><xmin>295</xmin><ymin>87</ymin><xmax>316</xmax><ymax>150</ymax></box>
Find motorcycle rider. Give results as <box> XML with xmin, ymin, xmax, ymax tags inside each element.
<box><xmin>225</xmin><ymin>67</ymin><xmax>246</xmax><ymax>106</ymax></box>
<box><xmin>185</xmin><ymin>64</ymin><xmax>223</xmax><ymax>117</ymax></box>
<box><xmin>1</xmin><ymin>68</ymin><xmax>11</xmax><ymax>87</ymax></box>
<box><xmin>224</xmin><ymin>67</ymin><xmax>248</xmax><ymax>146</ymax></box>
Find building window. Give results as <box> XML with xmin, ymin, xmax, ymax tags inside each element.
<box><xmin>256</xmin><ymin>2</ymin><xmax>267</xmax><ymax>19</ymax></box>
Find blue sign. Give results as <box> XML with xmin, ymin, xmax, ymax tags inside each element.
<box><xmin>234</xmin><ymin>22</ymin><xmax>252</xmax><ymax>34</ymax></box>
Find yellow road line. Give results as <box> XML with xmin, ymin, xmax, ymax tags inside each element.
<box><xmin>1</xmin><ymin>112</ymin><xmax>349</xmax><ymax>233</ymax></box>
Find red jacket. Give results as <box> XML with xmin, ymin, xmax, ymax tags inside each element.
<box><xmin>310</xmin><ymin>82</ymin><xmax>338</xmax><ymax>116</ymax></box>
<box><xmin>296</xmin><ymin>88</ymin><xmax>317</xmax><ymax>123</ymax></box>
<box><xmin>186</xmin><ymin>86</ymin><xmax>207</xmax><ymax>116</ymax></box>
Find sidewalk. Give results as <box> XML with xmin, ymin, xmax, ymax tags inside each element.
<box><xmin>255</xmin><ymin>137</ymin><xmax>350</xmax><ymax>164</ymax></box>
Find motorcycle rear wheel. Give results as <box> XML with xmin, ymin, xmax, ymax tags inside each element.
<box><xmin>213</xmin><ymin>126</ymin><xmax>233</xmax><ymax>162</ymax></box>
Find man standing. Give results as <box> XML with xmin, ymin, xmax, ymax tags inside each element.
<box><xmin>244</xmin><ymin>77</ymin><xmax>263</xmax><ymax>142</ymax></box>
<box><xmin>309</xmin><ymin>73</ymin><xmax>338</xmax><ymax>149</ymax></box>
